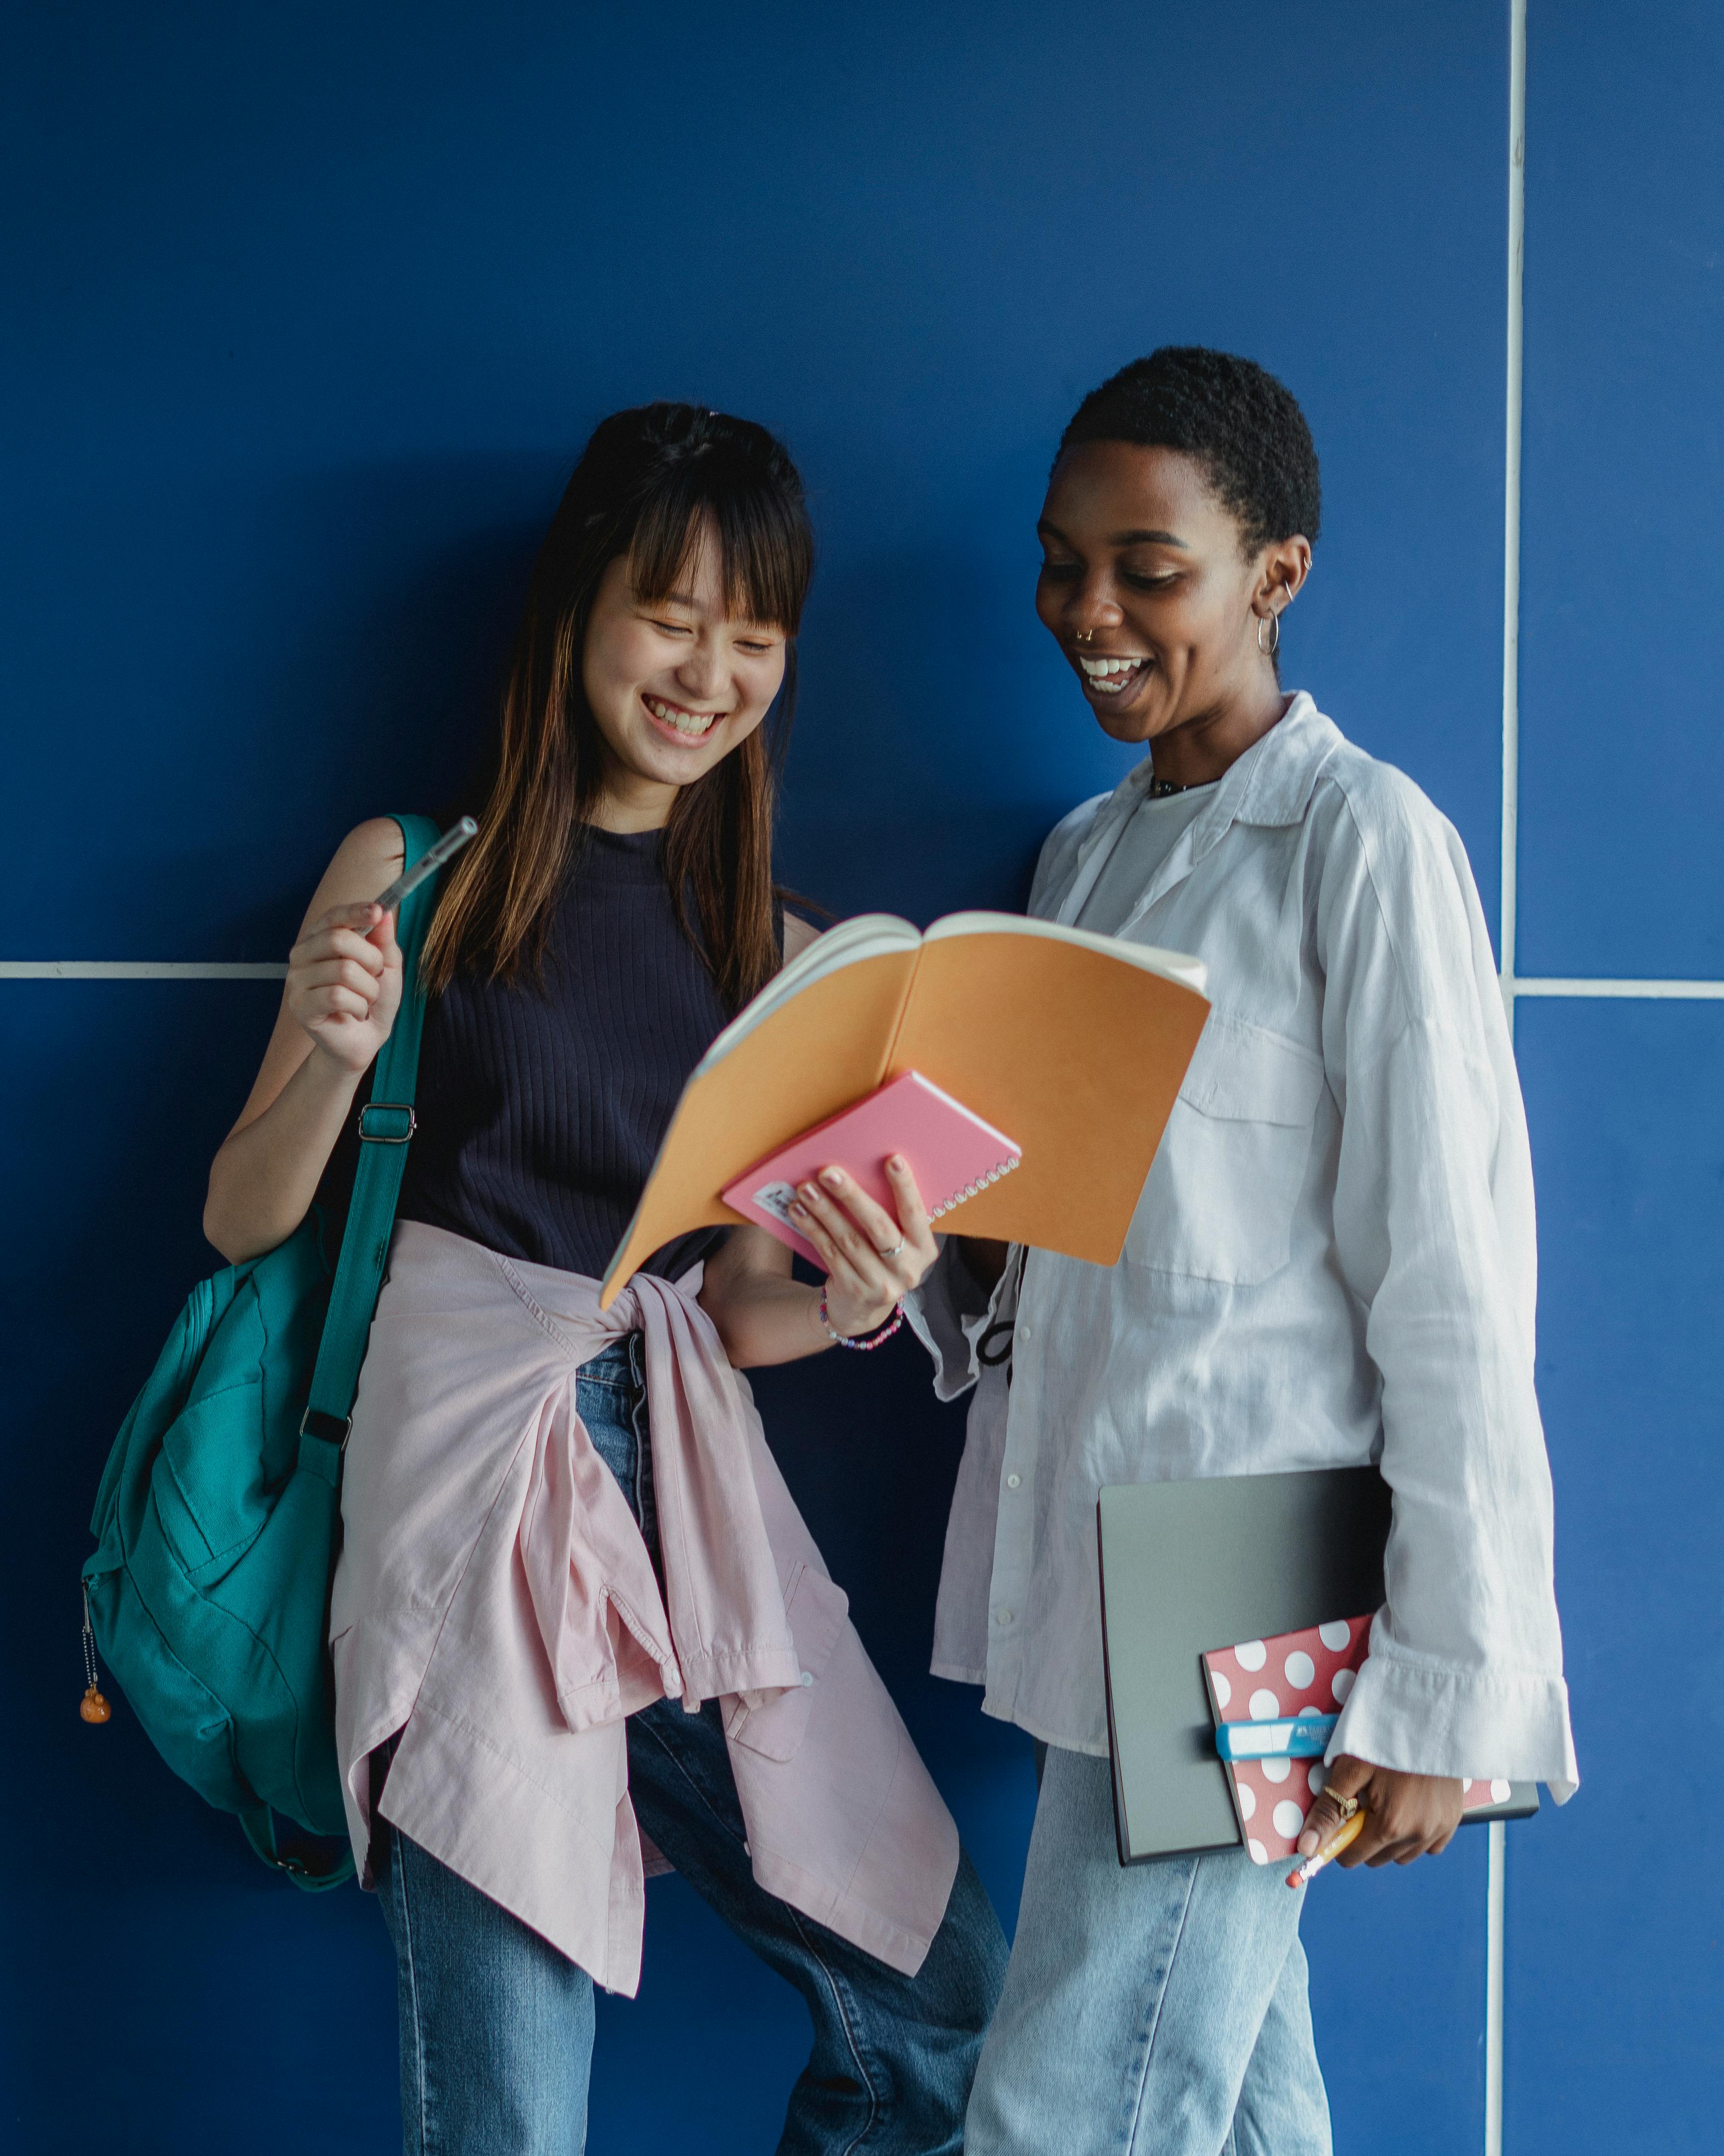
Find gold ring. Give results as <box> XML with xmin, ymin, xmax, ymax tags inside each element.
<box><xmin>1320</xmin><ymin>1789</ymin><xmax>1360</xmax><ymax>1820</ymax></box>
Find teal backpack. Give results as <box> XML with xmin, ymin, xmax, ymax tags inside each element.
<box><xmin>82</xmin><ymin>814</ymin><xmax>443</xmax><ymax>1889</ymax></box>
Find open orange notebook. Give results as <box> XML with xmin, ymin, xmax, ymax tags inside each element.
<box><xmin>601</xmin><ymin>910</ymin><xmax>1211</xmax><ymax>1306</ymax></box>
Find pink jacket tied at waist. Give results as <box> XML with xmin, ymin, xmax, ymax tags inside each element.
<box><xmin>329</xmin><ymin>1220</ymin><xmax>959</xmax><ymax>1996</ymax></box>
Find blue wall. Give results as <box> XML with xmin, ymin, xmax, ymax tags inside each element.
<box><xmin>2</xmin><ymin>4</ymin><xmax>1712</xmax><ymax>2150</ymax></box>
<box><xmin>1505</xmin><ymin>5</ymin><xmax>1724</xmax><ymax>2149</ymax></box>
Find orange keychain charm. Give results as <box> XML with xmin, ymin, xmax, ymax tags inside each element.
<box><xmin>80</xmin><ymin>1583</ymin><xmax>111</xmax><ymax>1726</ymax></box>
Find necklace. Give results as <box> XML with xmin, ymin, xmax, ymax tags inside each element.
<box><xmin>1147</xmin><ymin>771</ymin><xmax>1201</xmax><ymax>799</ymax></box>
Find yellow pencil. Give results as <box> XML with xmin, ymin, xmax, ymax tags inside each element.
<box><xmin>1285</xmin><ymin>1807</ymin><xmax>1365</xmax><ymax>1887</ymax></box>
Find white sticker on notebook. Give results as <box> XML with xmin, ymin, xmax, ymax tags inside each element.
<box><xmin>750</xmin><ymin>1181</ymin><xmax>800</xmax><ymax>1227</ymax></box>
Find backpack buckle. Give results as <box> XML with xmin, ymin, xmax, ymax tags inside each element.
<box><xmin>300</xmin><ymin>1405</ymin><xmax>354</xmax><ymax>1448</ymax></box>
<box><xmin>357</xmin><ymin>1102</ymin><xmax>417</xmax><ymax>1144</ymax></box>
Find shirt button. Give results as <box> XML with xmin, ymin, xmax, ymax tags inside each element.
<box><xmin>994</xmin><ymin>1606</ymin><xmax>1014</xmax><ymax>1626</ymax></box>
<box><xmin>1018</xmin><ymin>1322</ymin><xmax>1032</xmax><ymax>1342</ymax></box>
<box><xmin>799</xmin><ymin>1671</ymin><xmax>814</xmax><ymax>1687</ymax></box>
<box><xmin>1005</xmin><ymin>1473</ymin><xmax>1021</xmax><ymax>1489</ymax></box>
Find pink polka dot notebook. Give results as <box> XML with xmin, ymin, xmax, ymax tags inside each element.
<box><xmin>1201</xmin><ymin>1618</ymin><xmax>1513</xmax><ymax>1864</ymax></box>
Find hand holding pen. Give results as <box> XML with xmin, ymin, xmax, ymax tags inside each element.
<box><xmin>286</xmin><ymin>819</ymin><xmax>476</xmax><ymax>1074</ymax></box>
<box><xmin>1289</xmin><ymin>1753</ymin><xmax>1466</xmax><ymax>1879</ymax></box>
<box><xmin>1286</xmin><ymin>1803</ymin><xmax>1365</xmax><ymax>1887</ymax></box>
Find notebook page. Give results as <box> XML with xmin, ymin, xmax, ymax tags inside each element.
<box><xmin>696</xmin><ymin>914</ymin><xmax>922</xmax><ymax>1074</ymax></box>
<box><xmin>923</xmin><ymin>910</ymin><xmax>1209</xmax><ymax>996</ymax></box>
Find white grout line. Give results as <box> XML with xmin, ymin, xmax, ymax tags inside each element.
<box><xmin>5</xmin><ymin>960</ymin><xmax>1721</xmax><ymax>999</ymax></box>
<box><xmin>1512</xmin><ymin>976</ymin><xmax>1724</xmax><ymax>999</ymax></box>
<box><xmin>1498</xmin><ymin>0</ymin><xmax>1527</xmax><ymax>1044</ymax></box>
<box><xmin>1489</xmin><ymin>3</ymin><xmax>1528</xmax><ymax>2151</ymax></box>
<box><xmin>1487</xmin><ymin>1815</ymin><xmax>1508</xmax><ymax>2156</ymax></box>
<box><xmin>0</xmin><ymin>961</ymin><xmax>288</xmax><ymax>979</ymax></box>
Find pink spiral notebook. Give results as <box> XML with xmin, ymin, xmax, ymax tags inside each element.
<box><xmin>1201</xmin><ymin>1617</ymin><xmax>1513</xmax><ymax>1864</ymax></box>
<box><xmin>720</xmin><ymin>1069</ymin><xmax>1022</xmax><ymax>1269</ymax></box>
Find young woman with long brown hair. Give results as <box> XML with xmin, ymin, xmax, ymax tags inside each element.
<box><xmin>205</xmin><ymin>402</ymin><xmax>1006</xmax><ymax>2156</ymax></box>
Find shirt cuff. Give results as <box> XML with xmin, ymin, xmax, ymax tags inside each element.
<box><xmin>903</xmin><ymin>1243</ymin><xmax>983</xmax><ymax>1402</ymax></box>
<box><xmin>896</xmin><ymin>1250</ymin><xmax>978</xmax><ymax>1397</ymax></box>
<box><xmin>1329</xmin><ymin>1628</ymin><xmax>1579</xmax><ymax>1802</ymax></box>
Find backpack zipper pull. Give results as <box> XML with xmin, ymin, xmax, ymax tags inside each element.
<box><xmin>80</xmin><ymin>1582</ymin><xmax>111</xmax><ymax>1724</ymax></box>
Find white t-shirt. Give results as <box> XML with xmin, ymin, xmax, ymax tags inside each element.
<box><xmin>1077</xmin><ymin>782</ymin><xmax>1218</xmax><ymax>936</ymax></box>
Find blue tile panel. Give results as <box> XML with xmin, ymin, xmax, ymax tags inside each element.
<box><xmin>1508</xmin><ymin>998</ymin><xmax>1724</xmax><ymax>2152</ymax></box>
<box><xmin>1517</xmin><ymin>1</ymin><xmax>1724</xmax><ymax>977</ymax></box>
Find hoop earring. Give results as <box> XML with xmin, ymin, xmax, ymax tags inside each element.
<box><xmin>1257</xmin><ymin>610</ymin><xmax>1280</xmax><ymax>657</ymax></box>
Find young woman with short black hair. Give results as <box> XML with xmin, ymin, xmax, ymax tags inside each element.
<box><xmin>207</xmin><ymin>402</ymin><xmax>1007</xmax><ymax>2156</ymax></box>
<box><xmin>914</xmin><ymin>349</ymin><xmax>1576</xmax><ymax>2154</ymax></box>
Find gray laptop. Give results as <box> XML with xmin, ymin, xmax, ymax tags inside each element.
<box><xmin>1097</xmin><ymin>1466</ymin><xmax>1539</xmax><ymax>1864</ymax></box>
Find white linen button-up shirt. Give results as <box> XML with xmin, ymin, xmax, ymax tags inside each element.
<box><xmin>909</xmin><ymin>694</ymin><xmax>1578</xmax><ymax>1798</ymax></box>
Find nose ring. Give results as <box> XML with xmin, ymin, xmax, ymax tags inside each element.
<box><xmin>1075</xmin><ymin>628</ymin><xmax>1095</xmax><ymax>645</ymax></box>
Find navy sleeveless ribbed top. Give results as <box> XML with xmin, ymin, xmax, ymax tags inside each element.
<box><xmin>395</xmin><ymin>827</ymin><xmax>737</xmax><ymax>1283</ymax></box>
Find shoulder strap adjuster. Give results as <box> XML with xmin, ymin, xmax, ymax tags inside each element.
<box><xmin>357</xmin><ymin>1102</ymin><xmax>417</xmax><ymax>1144</ymax></box>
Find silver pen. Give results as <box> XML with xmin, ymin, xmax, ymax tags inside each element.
<box><xmin>373</xmin><ymin>817</ymin><xmax>479</xmax><ymax>914</ymax></box>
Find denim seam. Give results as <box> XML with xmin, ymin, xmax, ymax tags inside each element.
<box><xmin>1119</xmin><ymin>1857</ymin><xmax>1200</xmax><ymax>2156</ymax></box>
<box><xmin>631</xmin><ymin>1711</ymin><xmax>883</xmax><ymax>2151</ymax></box>
<box><xmin>394</xmin><ymin>1835</ymin><xmax>431</xmax><ymax>2156</ymax></box>
<box><xmin>785</xmin><ymin>1906</ymin><xmax>883</xmax><ymax>2156</ymax></box>
<box><xmin>630</xmin><ymin>1706</ymin><xmax>749</xmax><ymax>1851</ymax></box>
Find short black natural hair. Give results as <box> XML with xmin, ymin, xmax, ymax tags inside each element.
<box><xmin>1058</xmin><ymin>347</ymin><xmax>1321</xmax><ymax>556</ymax></box>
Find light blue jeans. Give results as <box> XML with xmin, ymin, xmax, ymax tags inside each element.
<box><xmin>965</xmin><ymin>1745</ymin><xmax>1332</xmax><ymax>2156</ymax></box>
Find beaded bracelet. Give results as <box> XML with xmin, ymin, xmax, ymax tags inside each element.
<box><xmin>819</xmin><ymin>1287</ymin><xmax>905</xmax><ymax>1351</ymax></box>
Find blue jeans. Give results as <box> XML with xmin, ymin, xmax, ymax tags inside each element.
<box><xmin>375</xmin><ymin>1335</ymin><xmax>1007</xmax><ymax>2155</ymax></box>
<box><xmin>964</xmin><ymin>1744</ymin><xmax>1330</xmax><ymax>2156</ymax></box>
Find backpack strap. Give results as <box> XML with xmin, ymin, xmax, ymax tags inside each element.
<box><xmin>300</xmin><ymin>812</ymin><xmax>445</xmax><ymax>1447</ymax></box>
<box><xmin>238</xmin><ymin>1801</ymin><xmax>356</xmax><ymax>1893</ymax></box>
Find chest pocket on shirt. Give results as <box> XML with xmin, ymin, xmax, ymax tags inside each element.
<box><xmin>1124</xmin><ymin>1012</ymin><xmax>1325</xmax><ymax>1286</ymax></box>
<box><xmin>723</xmin><ymin>1561</ymin><xmax>849</xmax><ymax>1763</ymax></box>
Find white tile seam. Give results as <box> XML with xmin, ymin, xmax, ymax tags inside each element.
<box><xmin>4</xmin><ymin>962</ymin><xmax>1723</xmax><ymax>994</ymax></box>
<box><xmin>1489</xmin><ymin>4</ymin><xmax>1528</xmax><ymax>2153</ymax></box>
<box><xmin>0</xmin><ymin>962</ymin><xmax>290</xmax><ymax>979</ymax></box>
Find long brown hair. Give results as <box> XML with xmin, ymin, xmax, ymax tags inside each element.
<box><xmin>420</xmin><ymin>402</ymin><xmax>815</xmax><ymax>1007</ymax></box>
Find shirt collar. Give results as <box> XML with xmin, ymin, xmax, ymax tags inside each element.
<box><xmin>1052</xmin><ymin>693</ymin><xmax>1341</xmax><ymax>931</ymax></box>
<box><xmin>1219</xmin><ymin>692</ymin><xmax>1341</xmax><ymax>828</ymax></box>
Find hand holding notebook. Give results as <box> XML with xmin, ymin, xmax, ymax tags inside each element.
<box><xmin>1202</xmin><ymin>1618</ymin><xmax>1509</xmax><ymax>1870</ymax></box>
<box><xmin>602</xmin><ymin>909</ymin><xmax>1210</xmax><ymax>1306</ymax></box>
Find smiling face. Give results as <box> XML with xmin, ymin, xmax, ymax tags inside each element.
<box><xmin>1035</xmin><ymin>440</ymin><xmax>1310</xmax><ymax>780</ymax></box>
<box><xmin>581</xmin><ymin>521</ymin><xmax>789</xmax><ymax>830</ymax></box>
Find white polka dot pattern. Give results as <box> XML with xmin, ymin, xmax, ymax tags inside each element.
<box><xmin>1202</xmin><ymin>1614</ymin><xmax>1370</xmax><ymax>1863</ymax></box>
<box><xmin>1203</xmin><ymin>1612</ymin><xmax>1516</xmax><ymax>1862</ymax></box>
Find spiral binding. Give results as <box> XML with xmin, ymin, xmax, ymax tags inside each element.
<box><xmin>929</xmin><ymin>1153</ymin><xmax>1021</xmax><ymax>1221</ymax></box>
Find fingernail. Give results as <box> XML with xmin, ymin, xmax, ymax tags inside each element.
<box><xmin>789</xmin><ymin>1202</ymin><xmax>808</xmax><ymax>1220</ymax></box>
<box><xmin>888</xmin><ymin>1154</ymin><xmax>907</xmax><ymax>1171</ymax></box>
<box><xmin>819</xmin><ymin>1169</ymin><xmax>843</xmax><ymax>1189</ymax></box>
<box><xmin>799</xmin><ymin>1183</ymin><xmax>820</xmax><ymax>1202</ymax></box>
